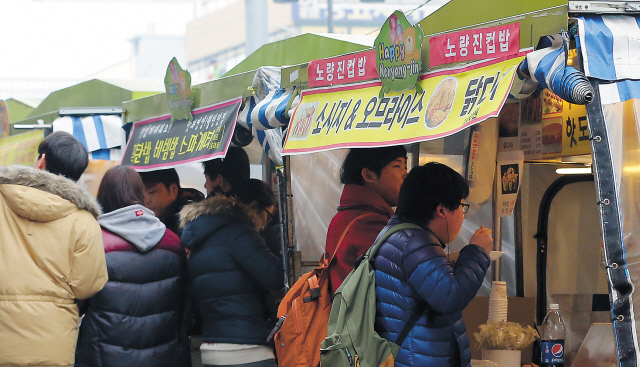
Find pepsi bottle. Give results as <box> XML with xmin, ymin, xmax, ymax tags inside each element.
<box><xmin>541</xmin><ymin>303</ymin><xmax>566</xmax><ymax>367</ymax></box>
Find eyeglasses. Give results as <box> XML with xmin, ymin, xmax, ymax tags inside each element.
<box><xmin>264</xmin><ymin>208</ymin><xmax>275</xmax><ymax>223</ymax></box>
<box><xmin>459</xmin><ymin>203</ymin><xmax>470</xmax><ymax>214</ymax></box>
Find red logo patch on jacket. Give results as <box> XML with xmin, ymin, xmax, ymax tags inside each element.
<box><xmin>135</xmin><ymin>210</ymin><xmax>144</xmax><ymax>217</ymax></box>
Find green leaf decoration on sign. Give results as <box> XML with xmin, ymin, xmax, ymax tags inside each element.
<box><xmin>164</xmin><ymin>57</ymin><xmax>194</xmax><ymax>123</ymax></box>
<box><xmin>375</xmin><ymin>11</ymin><xmax>424</xmax><ymax>95</ymax></box>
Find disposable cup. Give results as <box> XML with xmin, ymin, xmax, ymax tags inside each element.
<box><xmin>482</xmin><ymin>349</ymin><xmax>521</xmax><ymax>367</ymax></box>
<box><xmin>489</xmin><ymin>281</ymin><xmax>507</xmax><ymax>300</ymax></box>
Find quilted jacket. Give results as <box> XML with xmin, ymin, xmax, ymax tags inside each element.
<box><xmin>180</xmin><ymin>195</ymin><xmax>283</xmax><ymax>345</ymax></box>
<box><xmin>75</xmin><ymin>205</ymin><xmax>188</xmax><ymax>367</ymax></box>
<box><xmin>374</xmin><ymin>217</ymin><xmax>490</xmax><ymax>367</ymax></box>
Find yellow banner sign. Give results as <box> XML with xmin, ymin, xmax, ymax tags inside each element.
<box><xmin>283</xmin><ymin>56</ymin><xmax>523</xmax><ymax>155</ymax></box>
<box><xmin>541</xmin><ymin>89</ymin><xmax>590</xmax><ymax>158</ymax></box>
<box><xmin>0</xmin><ymin>130</ymin><xmax>44</xmax><ymax>166</ymax></box>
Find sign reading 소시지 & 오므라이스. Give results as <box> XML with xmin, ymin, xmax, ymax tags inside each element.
<box><xmin>282</xmin><ymin>54</ymin><xmax>523</xmax><ymax>155</ymax></box>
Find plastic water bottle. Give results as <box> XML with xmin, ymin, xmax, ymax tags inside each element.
<box><xmin>540</xmin><ymin>304</ymin><xmax>566</xmax><ymax>367</ymax></box>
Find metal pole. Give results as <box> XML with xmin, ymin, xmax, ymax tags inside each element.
<box><xmin>327</xmin><ymin>0</ymin><xmax>334</xmax><ymax>33</ymax></box>
<box><xmin>276</xmin><ymin>156</ymin><xmax>296</xmax><ymax>289</ymax></box>
<box><xmin>411</xmin><ymin>143</ymin><xmax>420</xmax><ymax>168</ymax></box>
<box><xmin>492</xmin><ymin>171</ymin><xmax>502</xmax><ymax>281</ymax></box>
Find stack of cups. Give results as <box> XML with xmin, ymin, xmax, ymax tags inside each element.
<box><xmin>488</xmin><ymin>281</ymin><xmax>508</xmax><ymax>323</ymax></box>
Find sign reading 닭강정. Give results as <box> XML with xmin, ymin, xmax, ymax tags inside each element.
<box><xmin>121</xmin><ymin>98</ymin><xmax>241</xmax><ymax>171</ymax></box>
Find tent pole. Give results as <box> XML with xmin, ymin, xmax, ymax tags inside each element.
<box><xmin>492</xmin><ymin>172</ymin><xmax>502</xmax><ymax>281</ymax></box>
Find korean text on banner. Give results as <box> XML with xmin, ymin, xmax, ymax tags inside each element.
<box><xmin>121</xmin><ymin>98</ymin><xmax>241</xmax><ymax>171</ymax></box>
<box><xmin>0</xmin><ymin>130</ymin><xmax>44</xmax><ymax>166</ymax></box>
<box><xmin>430</xmin><ymin>23</ymin><xmax>520</xmax><ymax>68</ymax></box>
<box><xmin>308</xmin><ymin>50</ymin><xmax>378</xmax><ymax>88</ymax></box>
<box><xmin>283</xmin><ymin>56</ymin><xmax>522</xmax><ymax>155</ymax></box>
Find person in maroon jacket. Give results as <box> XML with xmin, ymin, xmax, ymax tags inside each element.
<box><xmin>325</xmin><ymin>146</ymin><xmax>408</xmax><ymax>293</ymax></box>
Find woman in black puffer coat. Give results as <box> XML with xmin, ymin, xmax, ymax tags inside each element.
<box><xmin>180</xmin><ymin>178</ymin><xmax>283</xmax><ymax>367</ymax></box>
<box><xmin>75</xmin><ymin>166</ymin><xmax>189</xmax><ymax>367</ymax></box>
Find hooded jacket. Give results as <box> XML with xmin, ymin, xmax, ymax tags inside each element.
<box><xmin>374</xmin><ymin>217</ymin><xmax>490</xmax><ymax>367</ymax></box>
<box><xmin>325</xmin><ymin>184</ymin><xmax>395</xmax><ymax>293</ymax></box>
<box><xmin>180</xmin><ymin>195</ymin><xmax>284</xmax><ymax>345</ymax></box>
<box><xmin>75</xmin><ymin>204</ymin><xmax>187</xmax><ymax>367</ymax></box>
<box><xmin>0</xmin><ymin>165</ymin><xmax>108</xmax><ymax>367</ymax></box>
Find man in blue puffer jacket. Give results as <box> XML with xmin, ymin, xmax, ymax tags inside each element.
<box><xmin>374</xmin><ymin>162</ymin><xmax>494</xmax><ymax>367</ymax></box>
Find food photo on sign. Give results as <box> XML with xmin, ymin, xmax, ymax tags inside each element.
<box><xmin>496</xmin><ymin>150</ymin><xmax>523</xmax><ymax>217</ymax></box>
<box><xmin>425</xmin><ymin>77</ymin><xmax>457</xmax><ymax>129</ymax></box>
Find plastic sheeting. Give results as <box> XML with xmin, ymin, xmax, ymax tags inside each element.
<box><xmin>289</xmin><ymin>140</ymin><xmax>514</xmax><ymax>298</ymax></box>
<box><xmin>290</xmin><ymin>149</ymin><xmax>345</xmax><ymax>262</ymax></box>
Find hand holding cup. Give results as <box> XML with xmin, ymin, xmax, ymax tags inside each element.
<box><xmin>470</xmin><ymin>226</ymin><xmax>493</xmax><ymax>253</ymax></box>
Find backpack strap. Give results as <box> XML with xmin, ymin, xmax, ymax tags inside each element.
<box><xmin>366</xmin><ymin>223</ymin><xmax>423</xmax><ymax>260</ymax></box>
<box><xmin>365</xmin><ymin>222</ymin><xmax>427</xmax><ymax>346</ymax></box>
<box><xmin>327</xmin><ymin>212</ymin><xmax>376</xmax><ymax>264</ymax></box>
<box><xmin>395</xmin><ymin>303</ymin><xmax>429</xmax><ymax>346</ymax></box>
<box><xmin>304</xmin><ymin>213</ymin><xmax>376</xmax><ymax>303</ymax></box>
<box><xmin>337</xmin><ymin>204</ymin><xmax>390</xmax><ymax>218</ymax></box>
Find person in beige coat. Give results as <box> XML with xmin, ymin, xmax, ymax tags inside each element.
<box><xmin>0</xmin><ymin>165</ymin><xmax>108</xmax><ymax>367</ymax></box>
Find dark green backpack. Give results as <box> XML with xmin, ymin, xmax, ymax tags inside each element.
<box><xmin>319</xmin><ymin>223</ymin><xmax>426</xmax><ymax>367</ymax></box>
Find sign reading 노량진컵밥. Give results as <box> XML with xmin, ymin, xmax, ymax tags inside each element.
<box><xmin>282</xmin><ymin>55</ymin><xmax>523</xmax><ymax>155</ymax></box>
<box><xmin>429</xmin><ymin>23</ymin><xmax>520</xmax><ymax>68</ymax></box>
<box><xmin>308</xmin><ymin>50</ymin><xmax>378</xmax><ymax>88</ymax></box>
<box><xmin>121</xmin><ymin>98</ymin><xmax>241</xmax><ymax>171</ymax></box>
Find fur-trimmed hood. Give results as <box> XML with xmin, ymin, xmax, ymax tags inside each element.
<box><xmin>0</xmin><ymin>165</ymin><xmax>101</xmax><ymax>219</ymax></box>
<box><xmin>180</xmin><ymin>194</ymin><xmax>260</xmax><ymax>229</ymax></box>
<box><xmin>179</xmin><ymin>194</ymin><xmax>262</xmax><ymax>250</ymax></box>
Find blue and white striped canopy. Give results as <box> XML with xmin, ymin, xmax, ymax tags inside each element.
<box><xmin>521</xmin><ymin>33</ymin><xmax>593</xmax><ymax>105</ymax></box>
<box><xmin>237</xmin><ymin>87</ymin><xmax>300</xmax><ymax>166</ymax></box>
<box><xmin>239</xmin><ymin>87</ymin><xmax>297</xmax><ymax>131</ymax></box>
<box><xmin>576</xmin><ymin>15</ymin><xmax>640</xmax><ymax>103</ymax></box>
<box><xmin>577</xmin><ymin>15</ymin><xmax>640</xmax><ymax>81</ymax></box>
<box><xmin>52</xmin><ymin>115</ymin><xmax>126</xmax><ymax>161</ymax></box>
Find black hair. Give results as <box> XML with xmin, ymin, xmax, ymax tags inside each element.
<box><xmin>138</xmin><ymin>168</ymin><xmax>181</xmax><ymax>190</ymax></box>
<box><xmin>340</xmin><ymin>146</ymin><xmax>408</xmax><ymax>185</ymax></box>
<box><xmin>395</xmin><ymin>162</ymin><xmax>469</xmax><ymax>225</ymax></box>
<box><xmin>235</xmin><ymin>178</ymin><xmax>275</xmax><ymax>210</ymax></box>
<box><xmin>38</xmin><ymin>131</ymin><xmax>88</xmax><ymax>181</ymax></box>
<box><xmin>202</xmin><ymin>147</ymin><xmax>250</xmax><ymax>190</ymax></box>
<box><xmin>97</xmin><ymin>165</ymin><xmax>146</xmax><ymax>214</ymax></box>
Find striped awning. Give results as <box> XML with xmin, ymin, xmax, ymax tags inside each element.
<box><xmin>237</xmin><ymin>83</ymin><xmax>300</xmax><ymax>166</ymax></box>
<box><xmin>576</xmin><ymin>14</ymin><xmax>640</xmax><ymax>81</ymax></box>
<box><xmin>52</xmin><ymin>115</ymin><xmax>126</xmax><ymax>161</ymax></box>
<box><xmin>576</xmin><ymin>15</ymin><xmax>640</xmax><ymax>104</ymax></box>
<box><xmin>520</xmin><ymin>33</ymin><xmax>593</xmax><ymax>105</ymax></box>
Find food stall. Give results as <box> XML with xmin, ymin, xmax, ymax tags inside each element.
<box><xmin>0</xmin><ymin>98</ymin><xmax>40</xmax><ymax>167</ymax></box>
<box><xmin>5</xmin><ymin>79</ymin><xmax>164</xmax><ymax>194</ymax></box>
<box><xmin>230</xmin><ymin>1</ymin><xmax>636</xmax><ymax>366</ymax></box>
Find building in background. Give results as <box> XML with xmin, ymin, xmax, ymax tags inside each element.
<box><xmin>185</xmin><ymin>0</ymin><xmax>450</xmax><ymax>84</ymax></box>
